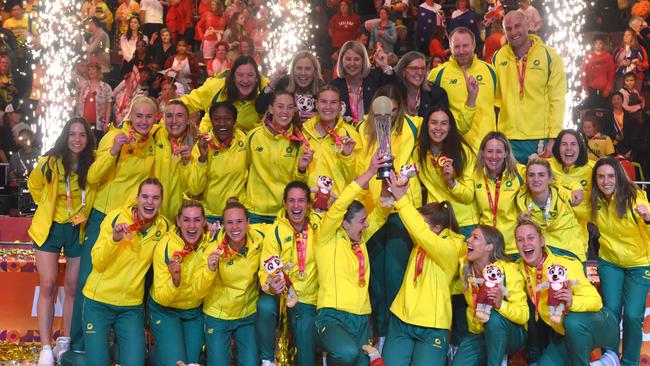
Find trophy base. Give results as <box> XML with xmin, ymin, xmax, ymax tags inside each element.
<box><xmin>376</xmin><ymin>166</ymin><xmax>393</xmax><ymax>180</ymax></box>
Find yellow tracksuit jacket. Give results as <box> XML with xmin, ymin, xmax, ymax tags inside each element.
<box><xmin>460</xmin><ymin>259</ymin><xmax>529</xmax><ymax>334</ymax></box>
<box><xmin>315</xmin><ymin>181</ymin><xmax>389</xmax><ymax>315</ymax></box>
<box><xmin>244</xmin><ymin>124</ymin><xmax>308</xmax><ymax>216</ymax></box>
<box><xmin>187</xmin><ymin>129</ymin><xmax>248</xmax><ymax>217</ymax></box>
<box><xmin>519</xmin><ymin>250</ymin><xmax>602</xmax><ymax>335</ymax></box>
<box><xmin>427</xmin><ymin>55</ymin><xmax>497</xmax><ymax>150</ymax></box>
<box><xmin>154</xmin><ymin>127</ymin><xmax>192</xmax><ymax>220</ymax></box>
<box><xmin>193</xmin><ymin>225</ymin><xmax>266</xmax><ymax>320</ymax></box>
<box><xmin>258</xmin><ymin>209</ymin><xmax>323</xmax><ymax>306</ymax></box>
<box><xmin>82</xmin><ymin>204</ymin><xmax>171</xmax><ymax>306</ymax></box>
<box><xmin>548</xmin><ymin>158</ymin><xmax>594</xmax><ymax>225</ymax></box>
<box><xmin>302</xmin><ymin>115</ymin><xmax>361</xmax><ymax>196</ymax></box>
<box><xmin>179</xmin><ymin>75</ymin><xmax>269</xmax><ymax>133</ymax></box>
<box><xmin>88</xmin><ymin>121</ymin><xmax>159</xmax><ymax>214</ymax></box>
<box><xmin>592</xmin><ymin>191</ymin><xmax>650</xmax><ymax>268</ymax></box>
<box><xmin>492</xmin><ymin>35</ymin><xmax>566</xmax><ymax>140</ymax></box>
<box><xmin>390</xmin><ymin>195</ymin><xmax>466</xmax><ymax>329</ymax></box>
<box><xmin>150</xmin><ymin>230</ymin><xmax>218</xmax><ymax>309</ymax></box>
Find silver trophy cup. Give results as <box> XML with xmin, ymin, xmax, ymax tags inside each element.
<box><xmin>372</xmin><ymin>96</ymin><xmax>394</xmax><ymax>179</ymax></box>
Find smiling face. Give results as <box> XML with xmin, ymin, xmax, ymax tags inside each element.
<box><xmin>129</xmin><ymin>17</ymin><xmax>140</xmax><ymax>32</ymax></box>
<box><xmin>515</xmin><ymin>223</ymin><xmax>545</xmax><ymax>266</ymax></box>
<box><xmin>558</xmin><ymin>133</ymin><xmax>579</xmax><ymax>168</ymax></box>
<box><xmin>611</xmin><ymin>94</ymin><xmax>623</xmax><ymax>109</ymax></box>
<box><xmin>342</xmin><ymin>49</ymin><xmax>363</xmax><ymax>78</ymax></box>
<box><xmin>595</xmin><ymin>164</ymin><xmax>616</xmax><ymax>197</ymax></box>
<box><xmin>68</xmin><ymin>122</ymin><xmax>89</xmax><ymax>156</ymax></box>
<box><xmin>164</xmin><ymin>104</ymin><xmax>188</xmax><ymax>138</ymax></box>
<box><xmin>482</xmin><ymin>138</ymin><xmax>506</xmax><ymax>176</ymax></box>
<box><xmin>216</xmin><ymin>44</ymin><xmax>227</xmax><ymax>59</ymax></box>
<box><xmin>316</xmin><ymin>90</ymin><xmax>341</xmax><ymax>123</ymax></box>
<box><xmin>130</xmin><ymin>103</ymin><xmax>156</xmax><ymax>135</ymax></box>
<box><xmin>161</xmin><ymin>30</ymin><xmax>171</xmax><ymax>44</ymax></box>
<box><xmin>211</xmin><ymin>106</ymin><xmax>236</xmax><ymax>142</ymax></box>
<box><xmin>623</xmin><ymin>30</ymin><xmax>634</xmax><ymax>45</ymax></box>
<box><xmin>624</xmin><ymin>75</ymin><xmax>636</xmax><ymax>90</ymax></box>
<box><xmin>285</xmin><ymin>187</ymin><xmax>309</xmax><ymax>229</ymax></box>
<box><xmin>403</xmin><ymin>58</ymin><xmax>426</xmax><ymax>88</ymax></box>
<box><xmin>526</xmin><ymin>164</ymin><xmax>551</xmax><ymax>195</ymax></box>
<box><xmin>293</xmin><ymin>57</ymin><xmax>316</xmax><ymax>90</ymax></box>
<box><xmin>466</xmin><ymin>228</ymin><xmax>494</xmax><ymax>263</ymax></box>
<box><xmin>270</xmin><ymin>94</ymin><xmax>296</xmax><ymax>129</ymax></box>
<box><xmin>450</xmin><ymin>31</ymin><xmax>475</xmax><ymax>68</ymax></box>
<box><xmin>233</xmin><ymin>63</ymin><xmax>257</xmax><ymax>99</ymax></box>
<box><xmin>137</xmin><ymin>184</ymin><xmax>163</xmax><ymax>221</ymax></box>
<box><xmin>342</xmin><ymin>209</ymin><xmax>369</xmax><ymax>242</ymax></box>
<box><xmin>427</xmin><ymin>110</ymin><xmax>450</xmax><ymax>144</ymax></box>
<box><xmin>223</xmin><ymin>207</ymin><xmax>248</xmax><ymax>245</ymax></box>
<box><xmin>177</xmin><ymin>206</ymin><xmax>205</xmax><ymax>245</ymax></box>
<box><xmin>504</xmin><ymin>12</ymin><xmax>529</xmax><ymax>50</ymax></box>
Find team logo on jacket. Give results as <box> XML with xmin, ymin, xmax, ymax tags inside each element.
<box><xmin>476</xmin><ymin>75</ymin><xmax>483</xmax><ymax>82</ymax></box>
<box><xmin>505</xmin><ymin>180</ymin><xmax>513</xmax><ymax>188</ymax></box>
<box><xmin>256</xmin><ymin>146</ymin><xmax>264</xmax><ymax>152</ymax></box>
<box><xmin>433</xmin><ymin>338</ymin><xmax>442</xmax><ymax>348</ymax></box>
<box><xmin>476</xmin><ymin>183</ymin><xmax>483</xmax><ymax>189</ymax></box>
<box><xmin>450</xmin><ymin>79</ymin><xmax>458</xmax><ymax>84</ymax></box>
<box><xmin>533</xmin><ymin>59</ymin><xmax>541</xmax><ymax>66</ymax></box>
<box><xmin>500</xmin><ymin>61</ymin><xmax>507</xmax><ymax>66</ymax></box>
<box><xmin>581</xmin><ymin>180</ymin><xmax>587</xmax><ymax>187</ymax></box>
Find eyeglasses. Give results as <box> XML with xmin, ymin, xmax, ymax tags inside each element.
<box><xmin>406</xmin><ymin>66</ymin><xmax>427</xmax><ymax>73</ymax></box>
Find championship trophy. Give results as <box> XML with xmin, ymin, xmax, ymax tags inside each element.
<box><xmin>372</xmin><ymin>96</ymin><xmax>394</xmax><ymax>179</ymax></box>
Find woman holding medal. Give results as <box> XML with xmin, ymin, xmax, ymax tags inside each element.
<box><xmin>590</xmin><ymin>157</ymin><xmax>650</xmax><ymax>366</ymax></box>
<box><xmin>357</xmin><ymin>84</ymin><xmax>422</xmax><ymax>344</ymax></box>
<box><xmin>381</xmin><ymin>171</ymin><xmax>466</xmax><ymax>365</ymax></box>
<box><xmin>245</xmin><ymin>90</ymin><xmax>313</xmax><ymax>224</ymax></box>
<box><xmin>314</xmin><ymin>151</ymin><xmax>391</xmax><ymax>366</ymax></box>
<box><xmin>302</xmin><ymin>85</ymin><xmax>361</xmax><ymax>199</ymax></box>
<box><xmin>193</xmin><ymin>198</ymin><xmax>266</xmax><ymax>366</ymax></box>
<box><xmin>188</xmin><ymin>101</ymin><xmax>248</xmax><ymax>223</ymax></box>
<box><xmin>452</xmin><ymin>225</ymin><xmax>528</xmax><ymax>366</ymax></box>
<box><xmin>64</xmin><ymin>95</ymin><xmax>162</xmax><ymax>360</ymax></box>
<box><xmin>256</xmin><ymin>181</ymin><xmax>321</xmax><ymax>366</ymax></box>
<box><xmin>28</xmin><ymin>118</ymin><xmax>96</xmax><ymax>365</ymax></box>
<box><xmin>515</xmin><ymin>217</ymin><xmax>620</xmax><ymax>366</ymax></box>
<box><xmin>472</xmin><ymin>132</ymin><xmax>525</xmax><ymax>256</ymax></box>
<box><xmin>148</xmin><ymin>199</ymin><xmax>217</xmax><ymax>365</ymax></box>
<box><xmin>155</xmin><ymin>100</ymin><xmax>194</xmax><ymax>220</ymax></box>
<box><xmin>515</xmin><ymin>157</ymin><xmax>588</xmax><ymax>262</ymax></box>
<box><xmin>81</xmin><ymin>178</ymin><xmax>170</xmax><ymax>366</ymax></box>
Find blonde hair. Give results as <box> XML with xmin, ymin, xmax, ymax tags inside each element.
<box><xmin>336</xmin><ymin>41</ymin><xmax>371</xmax><ymax>79</ymax></box>
<box><xmin>287</xmin><ymin>51</ymin><xmax>324</xmax><ymax>95</ymax></box>
<box><xmin>127</xmin><ymin>95</ymin><xmax>158</xmax><ymax>121</ymax></box>
<box><xmin>475</xmin><ymin>132</ymin><xmax>519</xmax><ymax>179</ymax></box>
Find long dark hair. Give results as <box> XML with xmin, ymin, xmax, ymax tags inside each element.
<box><xmin>418</xmin><ymin>104</ymin><xmax>471</xmax><ymax>177</ymax></box>
<box><xmin>552</xmin><ymin>129</ymin><xmax>588</xmax><ymax>168</ymax></box>
<box><xmin>125</xmin><ymin>16</ymin><xmax>143</xmax><ymax>41</ymax></box>
<box><xmin>44</xmin><ymin>118</ymin><xmax>96</xmax><ymax>190</ymax></box>
<box><xmin>225</xmin><ymin>56</ymin><xmax>261</xmax><ymax>102</ymax></box>
<box><xmin>590</xmin><ymin>156</ymin><xmax>639</xmax><ymax>220</ymax></box>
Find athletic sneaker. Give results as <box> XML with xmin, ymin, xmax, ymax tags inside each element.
<box><xmin>261</xmin><ymin>360</ymin><xmax>276</xmax><ymax>366</ymax></box>
<box><xmin>38</xmin><ymin>346</ymin><xmax>55</xmax><ymax>366</ymax></box>
<box><xmin>52</xmin><ymin>336</ymin><xmax>70</xmax><ymax>360</ymax></box>
<box><xmin>590</xmin><ymin>350</ymin><xmax>621</xmax><ymax>366</ymax></box>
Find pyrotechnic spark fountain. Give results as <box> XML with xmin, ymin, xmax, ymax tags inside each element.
<box><xmin>34</xmin><ymin>1</ymin><xmax>84</xmax><ymax>151</ymax></box>
<box><xmin>543</xmin><ymin>0</ymin><xmax>586</xmax><ymax>128</ymax></box>
<box><xmin>263</xmin><ymin>0</ymin><xmax>315</xmax><ymax>75</ymax></box>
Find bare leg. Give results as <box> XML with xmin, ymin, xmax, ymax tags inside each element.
<box><xmin>35</xmin><ymin>250</ymin><xmax>61</xmax><ymax>346</ymax></box>
<box><xmin>63</xmin><ymin>257</ymin><xmax>80</xmax><ymax>336</ymax></box>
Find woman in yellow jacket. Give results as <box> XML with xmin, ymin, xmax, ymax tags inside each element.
<box><xmin>514</xmin><ymin>217</ymin><xmax>619</xmax><ymax>366</ymax></box>
<box><xmin>180</xmin><ymin>55</ymin><xmax>269</xmax><ymax>132</ymax></box>
<box><xmin>245</xmin><ymin>90</ymin><xmax>312</xmax><ymax>223</ymax></box>
<box><xmin>471</xmin><ymin>132</ymin><xmax>525</xmax><ymax>256</ymax></box>
<box><xmin>192</xmin><ymin>198</ymin><xmax>266</xmax><ymax>366</ymax></box>
<box><xmin>148</xmin><ymin>199</ymin><xmax>217</xmax><ymax>365</ymax></box>
<box><xmin>66</xmin><ymin>96</ymin><xmax>161</xmax><ymax>357</ymax></box>
<box><xmin>452</xmin><ymin>225</ymin><xmax>528</xmax><ymax>366</ymax></box>
<box><xmin>314</xmin><ymin>153</ymin><xmax>390</xmax><ymax>366</ymax></box>
<box><xmin>28</xmin><ymin>118</ymin><xmax>96</xmax><ymax>364</ymax></box>
<box><xmin>515</xmin><ymin>157</ymin><xmax>588</xmax><ymax>262</ymax></box>
<box><xmin>302</xmin><ymin>85</ymin><xmax>361</xmax><ymax>199</ymax></box>
<box><xmin>382</xmin><ymin>172</ymin><xmax>466</xmax><ymax>366</ymax></box>
<box><xmin>154</xmin><ymin>100</ymin><xmax>194</xmax><ymax>220</ymax></box>
<box><xmin>81</xmin><ymin>178</ymin><xmax>171</xmax><ymax>366</ymax></box>
<box><xmin>591</xmin><ymin>157</ymin><xmax>650</xmax><ymax>366</ymax></box>
<box><xmin>357</xmin><ymin>84</ymin><xmax>422</xmax><ymax>343</ymax></box>
<box><xmin>188</xmin><ymin>101</ymin><xmax>248</xmax><ymax>223</ymax></box>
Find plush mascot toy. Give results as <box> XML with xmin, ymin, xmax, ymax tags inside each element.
<box><xmin>312</xmin><ymin>175</ymin><xmax>336</xmax><ymax>212</ymax></box>
<box><xmin>537</xmin><ymin>264</ymin><xmax>573</xmax><ymax>324</ymax></box>
<box><xmin>474</xmin><ymin>264</ymin><xmax>509</xmax><ymax>323</ymax></box>
<box><xmin>262</xmin><ymin>255</ymin><xmax>299</xmax><ymax>307</ymax></box>
<box><xmin>380</xmin><ymin>163</ymin><xmax>419</xmax><ymax>208</ymax></box>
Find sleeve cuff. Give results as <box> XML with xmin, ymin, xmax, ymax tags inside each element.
<box><xmin>393</xmin><ymin>195</ymin><xmax>411</xmax><ymax>210</ymax></box>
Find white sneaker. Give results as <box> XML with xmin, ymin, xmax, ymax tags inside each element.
<box><xmin>590</xmin><ymin>350</ymin><xmax>621</xmax><ymax>366</ymax></box>
<box><xmin>261</xmin><ymin>360</ymin><xmax>276</xmax><ymax>366</ymax></box>
<box><xmin>52</xmin><ymin>336</ymin><xmax>70</xmax><ymax>360</ymax></box>
<box><xmin>376</xmin><ymin>336</ymin><xmax>385</xmax><ymax>354</ymax></box>
<box><xmin>38</xmin><ymin>346</ymin><xmax>55</xmax><ymax>366</ymax></box>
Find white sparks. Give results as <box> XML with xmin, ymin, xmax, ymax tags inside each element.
<box><xmin>262</xmin><ymin>0</ymin><xmax>315</xmax><ymax>75</ymax></box>
<box><xmin>34</xmin><ymin>1</ymin><xmax>84</xmax><ymax>152</ymax></box>
<box><xmin>543</xmin><ymin>0</ymin><xmax>586</xmax><ymax>129</ymax></box>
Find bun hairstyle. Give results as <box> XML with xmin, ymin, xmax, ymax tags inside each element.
<box><xmin>515</xmin><ymin>212</ymin><xmax>542</xmax><ymax>236</ymax></box>
<box><xmin>223</xmin><ymin>196</ymin><xmax>248</xmax><ymax>217</ymax></box>
<box><xmin>176</xmin><ymin>199</ymin><xmax>205</xmax><ymax>219</ymax></box>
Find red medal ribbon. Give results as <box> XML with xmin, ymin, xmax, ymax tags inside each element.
<box><xmin>484</xmin><ymin>174</ymin><xmax>502</xmax><ymax>226</ymax></box>
<box><xmin>428</xmin><ymin>150</ymin><xmax>448</xmax><ymax>170</ymax></box>
<box><xmin>524</xmin><ymin>252</ymin><xmax>547</xmax><ymax>321</ymax></box>
<box><xmin>320</xmin><ymin>121</ymin><xmax>343</xmax><ymax>151</ymax></box>
<box><xmin>351</xmin><ymin>241</ymin><xmax>366</xmax><ymax>287</ymax></box>
<box><xmin>265</xmin><ymin>120</ymin><xmax>310</xmax><ymax>148</ymax></box>
<box><xmin>168</xmin><ymin>132</ymin><xmax>187</xmax><ymax>156</ymax></box>
<box><xmin>172</xmin><ymin>238</ymin><xmax>199</xmax><ymax>262</ymax></box>
<box><xmin>216</xmin><ymin>235</ymin><xmax>237</xmax><ymax>260</ymax></box>
<box><xmin>125</xmin><ymin>128</ymin><xmax>149</xmax><ymax>155</ymax></box>
<box><xmin>126</xmin><ymin>209</ymin><xmax>151</xmax><ymax>234</ymax></box>
<box><xmin>515</xmin><ymin>52</ymin><xmax>529</xmax><ymax>99</ymax></box>
<box><xmin>202</xmin><ymin>131</ymin><xmax>232</xmax><ymax>152</ymax></box>
<box><xmin>413</xmin><ymin>247</ymin><xmax>425</xmax><ymax>286</ymax></box>
<box><xmin>295</xmin><ymin>222</ymin><xmax>309</xmax><ymax>276</ymax></box>
<box><xmin>347</xmin><ymin>82</ymin><xmax>363</xmax><ymax>125</ymax></box>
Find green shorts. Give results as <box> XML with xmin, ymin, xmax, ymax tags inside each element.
<box><xmin>33</xmin><ymin>222</ymin><xmax>82</xmax><ymax>257</ymax></box>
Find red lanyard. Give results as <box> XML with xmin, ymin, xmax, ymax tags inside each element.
<box><xmin>216</xmin><ymin>235</ymin><xmax>237</xmax><ymax>261</ymax></box>
<box><xmin>173</xmin><ymin>238</ymin><xmax>199</xmax><ymax>263</ymax></box>
<box><xmin>295</xmin><ymin>222</ymin><xmax>309</xmax><ymax>280</ymax></box>
<box><xmin>351</xmin><ymin>241</ymin><xmax>366</xmax><ymax>287</ymax></box>
<box><xmin>347</xmin><ymin>81</ymin><xmax>363</xmax><ymax>125</ymax></box>
<box><xmin>469</xmin><ymin>266</ymin><xmax>481</xmax><ymax>317</ymax></box>
<box><xmin>515</xmin><ymin>52</ymin><xmax>529</xmax><ymax>99</ymax></box>
<box><xmin>524</xmin><ymin>252</ymin><xmax>547</xmax><ymax>321</ymax></box>
<box><xmin>125</xmin><ymin>128</ymin><xmax>148</xmax><ymax>155</ymax></box>
<box><xmin>428</xmin><ymin>149</ymin><xmax>448</xmax><ymax>170</ymax></box>
<box><xmin>202</xmin><ymin>131</ymin><xmax>232</xmax><ymax>152</ymax></box>
<box><xmin>413</xmin><ymin>247</ymin><xmax>425</xmax><ymax>286</ymax></box>
<box><xmin>320</xmin><ymin>121</ymin><xmax>343</xmax><ymax>152</ymax></box>
<box><xmin>127</xmin><ymin>209</ymin><xmax>151</xmax><ymax>234</ymax></box>
<box><xmin>168</xmin><ymin>132</ymin><xmax>187</xmax><ymax>155</ymax></box>
<box><xmin>265</xmin><ymin>120</ymin><xmax>311</xmax><ymax>149</ymax></box>
<box><xmin>484</xmin><ymin>174</ymin><xmax>502</xmax><ymax>226</ymax></box>
<box><xmin>408</xmin><ymin>89</ymin><xmax>420</xmax><ymax>116</ymax></box>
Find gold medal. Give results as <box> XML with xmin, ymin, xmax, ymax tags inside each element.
<box><xmin>71</xmin><ymin>212</ymin><xmax>87</xmax><ymax>226</ymax></box>
<box><xmin>358</xmin><ymin>279</ymin><xmax>365</xmax><ymax>287</ymax></box>
<box><xmin>298</xmin><ymin>271</ymin><xmax>306</xmax><ymax>281</ymax></box>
